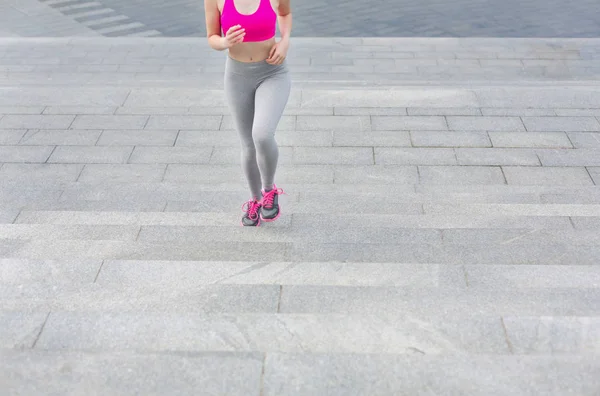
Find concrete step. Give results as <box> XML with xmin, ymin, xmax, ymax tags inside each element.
<box><xmin>1</xmin><ymin>237</ymin><xmax>600</xmax><ymax>264</ymax></box>
<box><xmin>7</xmin><ymin>310</ymin><xmax>599</xmax><ymax>355</ymax></box>
<box><xmin>0</xmin><ymin>38</ymin><xmax>599</xmax><ymax>87</ymax></box>
<box><xmin>4</xmin><ymin>258</ymin><xmax>600</xmax><ymax>289</ymax></box>
<box><xmin>3</xmin><ymin>280</ymin><xmax>600</xmax><ymax>315</ymax></box>
<box><xmin>2</xmin><ymin>350</ymin><xmax>598</xmax><ymax>395</ymax></box>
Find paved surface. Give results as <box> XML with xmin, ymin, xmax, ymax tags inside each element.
<box><xmin>1</xmin><ymin>37</ymin><xmax>600</xmax><ymax>394</ymax></box>
<box><xmin>1</xmin><ymin>37</ymin><xmax>599</xmax><ymax>87</ymax></box>
<box><xmin>2</xmin><ymin>0</ymin><xmax>600</xmax><ymax>37</ymax></box>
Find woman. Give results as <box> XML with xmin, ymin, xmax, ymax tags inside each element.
<box><xmin>204</xmin><ymin>0</ymin><xmax>292</xmax><ymax>226</ymax></box>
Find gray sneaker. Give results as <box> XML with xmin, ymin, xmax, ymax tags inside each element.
<box><xmin>260</xmin><ymin>185</ymin><xmax>284</xmax><ymax>222</ymax></box>
<box><xmin>241</xmin><ymin>199</ymin><xmax>262</xmax><ymax>227</ymax></box>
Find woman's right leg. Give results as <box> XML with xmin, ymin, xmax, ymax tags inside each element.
<box><xmin>224</xmin><ymin>60</ymin><xmax>262</xmax><ymax>201</ymax></box>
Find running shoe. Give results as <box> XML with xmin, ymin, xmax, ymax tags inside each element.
<box><xmin>241</xmin><ymin>198</ymin><xmax>262</xmax><ymax>227</ymax></box>
<box><xmin>260</xmin><ymin>185</ymin><xmax>284</xmax><ymax>222</ymax></box>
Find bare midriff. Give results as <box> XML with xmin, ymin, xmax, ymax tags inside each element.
<box><xmin>227</xmin><ymin>38</ymin><xmax>276</xmax><ymax>62</ymax></box>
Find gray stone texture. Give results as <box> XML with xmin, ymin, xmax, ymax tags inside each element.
<box><xmin>263</xmin><ymin>354</ymin><xmax>600</xmax><ymax>396</ymax></box>
<box><xmin>0</xmin><ymin>37</ymin><xmax>599</xmax><ymax>395</ymax></box>
<box><xmin>0</xmin><ymin>350</ymin><xmax>263</xmax><ymax>396</ymax></box>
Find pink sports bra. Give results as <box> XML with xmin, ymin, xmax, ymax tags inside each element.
<box><xmin>220</xmin><ymin>0</ymin><xmax>277</xmax><ymax>42</ymax></box>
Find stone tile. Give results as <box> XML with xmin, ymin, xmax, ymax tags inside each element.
<box><xmin>334</xmin><ymin>107</ymin><xmax>407</xmax><ymax>116</ymax></box>
<box><xmin>554</xmin><ymin>109</ymin><xmax>600</xmax><ymax>116</ymax></box>
<box><xmin>464</xmin><ymin>265</ymin><xmax>600</xmax><ymax>289</ymax></box>
<box><xmin>456</xmin><ymin>148</ymin><xmax>541</xmax><ymax>166</ymax></box>
<box><xmin>0</xmin><ymin>224</ymin><xmax>139</xmax><ymax>242</ymax></box>
<box><xmin>447</xmin><ymin>116</ymin><xmax>525</xmax><ymax>131</ymax></box>
<box><xmin>70</xmin><ymin>115</ymin><xmax>148</xmax><ymax>129</ymax></box>
<box><xmin>0</xmin><ymin>145</ymin><xmax>53</xmax><ymax>163</ymax></box>
<box><xmin>489</xmin><ymin>131</ymin><xmax>573</xmax><ymax>148</ymax></box>
<box><xmin>283</xmin><ymin>107</ymin><xmax>333</xmax><ymax>116</ymax></box>
<box><xmin>0</xmin><ymin>258</ymin><xmax>101</xmax><ymax>284</ymax></box>
<box><xmin>48</xmin><ymin>146</ymin><xmax>133</xmax><ymax>164</ymax></box>
<box><xmin>5</xmin><ymin>238</ymin><xmax>290</xmax><ymax>261</ymax></box>
<box><xmin>36</xmin><ymin>312</ymin><xmax>507</xmax><ymax>355</ymax></box>
<box><xmin>0</xmin><ymin>106</ymin><xmax>45</xmax><ymax>115</ymax></box>
<box><xmin>0</xmin><ymin>312</ymin><xmax>48</xmax><ymax>348</ymax></box>
<box><xmin>98</xmin><ymin>261</ymin><xmax>457</xmax><ymax>288</ymax></box>
<box><xmin>79</xmin><ymin>164</ymin><xmax>167</xmax><ymax>182</ymax></box>
<box><xmin>175</xmin><ymin>130</ymin><xmax>239</xmax><ymax>147</ymax></box>
<box><xmin>96</xmin><ymin>129</ymin><xmax>178</xmax><ymax>146</ymax></box>
<box><xmin>443</xmin><ymin>228</ymin><xmax>600</xmax><ymax>246</ymax></box>
<box><xmin>540</xmin><ymin>190</ymin><xmax>600</xmax><ymax>204</ymax></box>
<box><xmin>300</xmin><ymin>89</ymin><xmax>479</xmax><ymax>108</ymax></box>
<box><xmin>116</xmin><ymin>106</ymin><xmax>191</xmax><ymax>115</ymax></box>
<box><xmin>293</xmin><ymin>195</ymin><xmax>422</xmax><ymax>215</ymax></box>
<box><xmin>372</xmin><ymin>116</ymin><xmax>447</xmax><ymax>131</ymax></box>
<box><xmin>139</xmin><ymin>224</ymin><xmax>438</xmax><ymax>245</ymax></box>
<box><xmin>333</xmin><ymin>130</ymin><xmax>411</xmax><ymax>146</ymax></box>
<box><xmin>0</xmin><ymin>115</ymin><xmax>75</xmax><ymax>129</ymax></box>
<box><xmin>0</xmin><ymin>129</ymin><xmax>27</xmax><ymax>145</ymax></box>
<box><xmin>296</xmin><ymin>115</ymin><xmax>370</xmax><ymax>131</ymax></box>
<box><xmin>424</xmin><ymin>202</ymin><xmax>600</xmax><ymax>217</ymax></box>
<box><xmin>571</xmin><ymin>216</ymin><xmax>600</xmax><ymax>230</ymax></box>
<box><xmin>1</xmin><ymin>350</ymin><xmax>262</xmax><ymax>396</ymax></box>
<box><xmin>19</xmin><ymin>129</ymin><xmax>102</xmax><ymax>145</ymax></box>
<box><xmin>128</xmin><ymin>146</ymin><xmax>212</xmax><ymax>164</ymax></box>
<box><xmin>333</xmin><ymin>165</ymin><xmax>418</xmax><ymax>184</ymax></box>
<box><xmin>263</xmin><ymin>353</ymin><xmax>600</xmax><ymax>396</ymax></box>
<box><xmin>411</xmin><ymin>131</ymin><xmax>491</xmax><ymax>147</ymax></box>
<box><xmin>293</xmin><ymin>147</ymin><xmax>373</xmax><ymax>165</ymax></box>
<box><xmin>481</xmin><ymin>108</ymin><xmax>556</xmax><ymax>116</ymax></box>
<box><xmin>567</xmin><ymin>132</ymin><xmax>600</xmax><ymax>148</ymax></box>
<box><xmin>0</xmin><ymin>86</ymin><xmax>129</xmax><ymax>107</ymax></box>
<box><xmin>503</xmin><ymin>166</ymin><xmax>594</xmax><ymax>185</ymax></box>
<box><xmin>0</xmin><ymin>163</ymin><xmax>83</xmax><ymax>182</ymax></box>
<box><xmin>280</xmin><ymin>283</ymin><xmax>600</xmax><ymax>314</ymax></box>
<box><xmin>418</xmin><ymin>165</ymin><xmax>506</xmax><ymax>185</ymax></box>
<box><xmin>123</xmin><ymin>88</ymin><xmax>228</xmax><ymax>108</ymax></box>
<box><xmin>2</xmin><ymin>280</ymin><xmax>281</xmax><ymax>312</ymax></box>
<box><xmin>589</xmin><ymin>167</ymin><xmax>600</xmax><ymax>184</ymax></box>
<box><xmin>503</xmin><ymin>316</ymin><xmax>600</xmax><ymax>354</ymax></box>
<box><xmin>523</xmin><ymin>116</ymin><xmax>600</xmax><ymax>132</ymax></box>
<box><xmin>537</xmin><ymin>149</ymin><xmax>600</xmax><ymax>166</ymax></box>
<box><xmin>407</xmin><ymin>107</ymin><xmax>481</xmax><ymax>116</ymax></box>
<box><xmin>146</xmin><ymin>115</ymin><xmax>221</xmax><ymax>130</ymax></box>
<box><xmin>277</xmin><ymin>130</ymin><xmax>333</xmax><ymax>147</ymax></box>
<box><xmin>292</xmin><ymin>213</ymin><xmax>571</xmax><ymax>230</ymax></box>
<box><xmin>476</xmin><ymin>87</ymin><xmax>600</xmax><ymax>109</ymax></box>
<box><xmin>95</xmin><ymin>260</ymin><xmax>252</xmax><ymax>286</ymax></box>
<box><xmin>0</xmin><ymin>210</ymin><xmax>19</xmax><ymax>224</ymax></box>
<box><xmin>375</xmin><ymin>148</ymin><xmax>457</xmax><ymax>165</ymax></box>
<box><xmin>43</xmin><ymin>106</ymin><xmax>117</xmax><ymax>115</ymax></box>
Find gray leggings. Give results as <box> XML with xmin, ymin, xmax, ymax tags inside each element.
<box><xmin>224</xmin><ymin>56</ymin><xmax>291</xmax><ymax>199</ymax></box>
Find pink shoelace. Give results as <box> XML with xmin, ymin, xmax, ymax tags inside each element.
<box><xmin>242</xmin><ymin>199</ymin><xmax>261</xmax><ymax>221</ymax></box>
<box><xmin>262</xmin><ymin>187</ymin><xmax>284</xmax><ymax>209</ymax></box>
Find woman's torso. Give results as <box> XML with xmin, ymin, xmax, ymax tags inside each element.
<box><xmin>218</xmin><ymin>0</ymin><xmax>278</xmax><ymax>62</ymax></box>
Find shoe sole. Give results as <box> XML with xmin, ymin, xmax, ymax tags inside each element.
<box><xmin>241</xmin><ymin>219</ymin><xmax>261</xmax><ymax>227</ymax></box>
<box><xmin>260</xmin><ymin>208</ymin><xmax>281</xmax><ymax>222</ymax></box>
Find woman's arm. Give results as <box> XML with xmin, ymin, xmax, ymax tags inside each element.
<box><xmin>204</xmin><ymin>0</ymin><xmax>245</xmax><ymax>50</ymax></box>
<box><xmin>277</xmin><ymin>0</ymin><xmax>292</xmax><ymax>43</ymax></box>
<box><xmin>266</xmin><ymin>0</ymin><xmax>292</xmax><ymax>64</ymax></box>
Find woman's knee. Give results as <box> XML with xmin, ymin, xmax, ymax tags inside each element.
<box><xmin>252</xmin><ymin>128</ymin><xmax>276</xmax><ymax>150</ymax></box>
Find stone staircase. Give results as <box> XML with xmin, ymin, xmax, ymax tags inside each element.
<box><xmin>1</xmin><ymin>38</ymin><xmax>600</xmax><ymax>395</ymax></box>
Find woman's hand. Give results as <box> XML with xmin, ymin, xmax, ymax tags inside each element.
<box><xmin>266</xmin><ymin>38</ymin><xmax>289</xmax><ymax>65</ymax></box>
<box><xmin>222</xmin><ymin>25</ymin><xmax>245</xmax><ymax>48</ymax></box>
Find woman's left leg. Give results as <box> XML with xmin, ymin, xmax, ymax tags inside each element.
<box><xmin>252</xmin><ymin>65</ymin><xmax>291</xmax><ymax>221</ymax></box>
